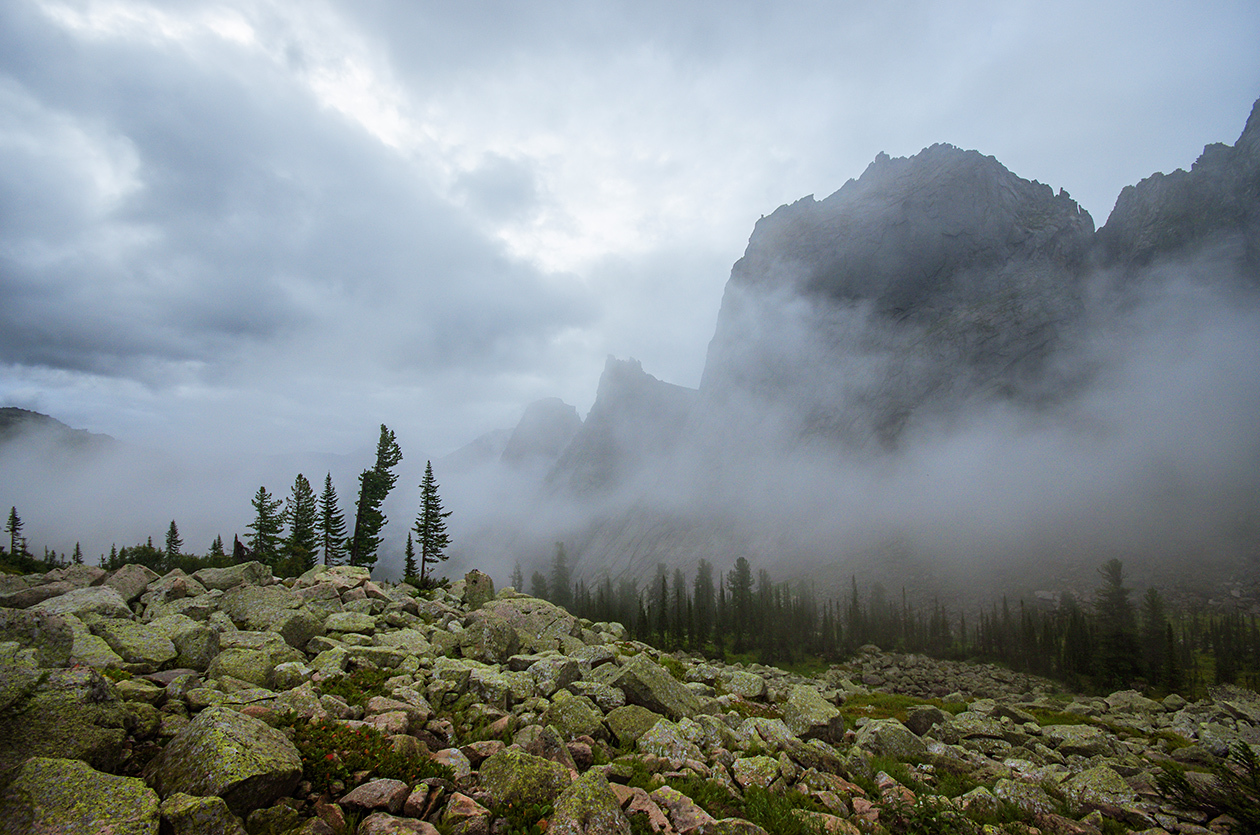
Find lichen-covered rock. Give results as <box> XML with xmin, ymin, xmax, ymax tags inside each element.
<box><xmin>206</xmin><ymin>647</ymin><xmax>275</xmax><ymax>688</ymax></box>
<box><xmin>529</xmin><ymin>655</ymin><xmax>582</xmax><ymax>697</ymax></box>
<box><xmin>853</xmin><ymin>718</ymin><xmax>928</xmax><ymax>760</ymax></box>
<box><xmin>64</xmin><ymin>613</ymin><xmax>126</xmax><ymax>668</ymax></box>
<box><xmin>606</xmin><ymin>704</ymin><xmax>664</xmax><ymax>747</ymax></box>
<box><xmin>193</xmin><ymin>562</ymin><xmax>272</xmax><ymax>591</ymax></box>
<box><xmin>0</xmin><ymin>756</ymin><xmax>160</xmax><ymax>835</ymax></box>
<box><xmin>106</xmin><ymin>563</ymin><xmax>161</xmax><ymax>604</ymax></box>
<box><xmin>340</xmin><ymin>779</ymin><xmax>411</xmax><ymax>815</ymax></box>
<box><xmin>442</xmin><ymin>792</ymin><xmax>492</xmax><ymax>835</ymax></box>
<box><xmin>0</xmin><ymin>607</ymin><xmax>74</xmax><ymax>666</ymax></box>
<box><xmin>326</xmin><ymin>611</ymin><xmax>377</xmax><ymax>634</ymax></box>
<box><xmin>993</xmin><ymin>778</ymin><xmax>1056</xmax><ymax>816</ymax></box>
<box><xmin>478</xmin><ymin>748</ymin><xmax>574</xmax><ymax>807</ymax></box>
<box><xmin>0</xmin><ymin>666</ymin><xmax>129</xmax><ymax>772</ymax></box>
<box><xmin>30</xmin><ymin>585</ymin><xmax>133</xmax><ymax>619</ymax></box>
<box><xmin>160</xmin><ymin>792</ymin><xmax>248</xmax><ymax>835</ymax></box>
<box><xmin>358</xmin><ymin>813</ymin><xmax>440</xmax><ymax>834</ymax></box>
<box><xmin>637</xmin><ymin>718</ymin><xmax>705</xmax><ymax>764</ymax></box>
<box><xmin>145</xmin><ymin>705</ymin><xmax>302</xmax><ymax>816</ymax></box>
<box><xmin>608</xmin><ymin>654</ymin><xmax>702</xmax><ymax>721</ymax></box>
<box><xmin>474</xmin><ymin>597</ymin><xmax>585</xmax><ymax>655</ymax></box>
<box><xmin>1062</xmin><ymin>764</ymin><xmax>1136</xmax><ymax>808</ymax></box>
<box><xmin>543</xmin><ymin>690</ymin><xmax>607</xmax><ymax>741</ymax></box>
<box><xmin>719</xmin><ymin>670</ymin><xmax>767</xmax><ymax>700</ymax></box>
<box><xmin>0</xmin><ymin>642</ymin><xmax>41</xmax><ymax>712</ymax></box>
<box><xmin>1042</xmin><ymin>723</ymin><xmax>1112</xmax><ymax>757</ymax></box>
<box><xmin>90</xmin><ymin>618</ymin><xmax>178</xmax><ymax>672</ymax></box>
<box><xmin>781</xmin><ymin>684</ymin><xmax>844</xmax><ymax>742</ymax></box>
<box><xmin>549</xmin><ymin>770</ymin><xmax>632</xmax><ymax>835</ymax></box>
<box><xmin>462</xmin><ymin>570</ymin><xmax>496</xmax><ymax>610</ymax></box>
<box><xmin>148</xmin><ymin>614</ymin><xmax>221</xmax><ymax>670</ymax></box>
<box><xmin>731</xmin><ymin>755</ymin><xmax>780</xmax><ymax>790</ymax></box>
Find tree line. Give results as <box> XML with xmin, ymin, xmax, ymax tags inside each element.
<box><xmin>1</xmin><ymin>424</ymin><xmax>452</xmax><ymax>585</ymax></box>
<box><xmin>525</xmin><ymin>549</ymin><xmax>1258</xmax><ymax>698</ymax></box>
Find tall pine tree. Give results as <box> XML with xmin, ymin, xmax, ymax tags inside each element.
<box><xmin>247</xmin><ymin>486</ymin><xmax>285</xmax><ymax>566</ymax></box>
<box><xmin>317</xmin><ymin>473</ymin><xmax>348</xmax><ymax>566</ymax></box>
<box><xmin>165</xmin><ymin>520</ymin><xmax>182</xmax><ymax>564</ymax></box>
<box><xmin>549</xmin><ymin>542</ymin><xmax>572</xmax><ymax>610</ymax></box>
<box><xmin>348</xmin><ymin>425</ymin><xmax>403</xmax><ymax>570</ymax></box>
<box><xmin>413</xmin><ymin>460</ymin><xmax>451</xmax><ymax>584</ymax></box>
<box><xmin>403</xmin><ymin>532</ymin><xmax>418</xmax><ymax>580</ymax></box>
<box><xmin>6</xmin><ymin>507</ymin><xmax>24</xmax><ymax>557</ymax></box>
<box><xmin>282</xmin><ymin>473</ymin><xmax>319</xmax><ymax>575</ymax></box>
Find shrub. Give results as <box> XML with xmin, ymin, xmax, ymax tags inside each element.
<box><xmin>319</xmin><ymin>667</ymin><xmax>391</xmax><ymax>707</ymax></box>
<box><xmin>1157</xmin><ymin>743</ymin><xmax>1260</xmax><ymax>835</ymax></box>
<box><xmin>491</xmin><ymin>801</ymin><xmax>552</xmax><ymax>835</ymax></box>
<box><xmin>290</xmin><ymin>718</ymin><xmax>453</xmax><ymax>795</ymax></box>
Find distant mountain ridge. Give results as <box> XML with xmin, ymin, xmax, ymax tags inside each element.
<box><xmin>0</xmin><ymin>407</ymin><xmax>115</xmax><ymax>451</ymax></box>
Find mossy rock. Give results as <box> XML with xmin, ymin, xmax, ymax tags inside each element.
<box><xmin>144</xmin><ymin>706</ymin><xmax>302</xmax><ymax>817</ymax></box>
<box><xmin>0</xmin><ymin>666</ymin><xmax>129</xmax><ymax>773</ymax></box>
<box><xmin>0</xmin><ymin>756</ymin><xmax>160</xmax><ymax>835</ymax></box>
<box><xmin>478</xmin><ymin>748</ymin><xmax>574</xmax><ymax>807</ymax></box>
<box><xmin>160</xmin><ymin>792</ymin><xmax>247</xmax><ymax>835</ymax></box>
<box><xmin>607</xmin><ymin>704</ymin><xmax>665</xmax><ymax>747</ymax></box>
<box><xmin>548</xmin><ymin>770</ymin><xmax>631</xmax><ymax>835</ymax></box>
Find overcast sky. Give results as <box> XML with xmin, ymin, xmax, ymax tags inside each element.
<box><xmin>2</xmin><ymin>0</ymin><xmax>1259</xmax><ymax>462</ymax></box>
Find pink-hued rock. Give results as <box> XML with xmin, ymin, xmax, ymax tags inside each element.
<box><xmin>357</xmin><ymin>812</ymin><xmax>441</xmax><ymax>835</ymax></box>
<box><xmin>340</xmin><ymin>778</ymin><xmax>411</xmax><ymax>815</ymax></box>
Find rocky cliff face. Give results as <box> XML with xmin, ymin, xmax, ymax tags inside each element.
<box><xmin>546</xmin><ymin>357</ymin><xmax>696</xmax><ymax>495</ymax></box>
<box><xmin>699</xmin><ymin>143</ymin><xmax>1097</xmax><ymax>450</ymax></box>
<box><xmin>500</xmin><ymin>397</ymin><xmax>583</xmax><ymax>471</ymax></box>
<box><xmin>1098</xmin><ymin>98</ymin><xmax>1260</xmax><ymax>276</ymax></box>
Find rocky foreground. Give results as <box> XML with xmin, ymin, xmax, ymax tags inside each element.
<box><xmin>1</xmin><ymin>563</ymin><xmax>1258</xmax><ymax>835</ymax></box>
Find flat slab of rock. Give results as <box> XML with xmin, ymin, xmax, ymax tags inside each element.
<box><xmin>145</xmin><ymin>705</ymin><xmax>302</xmax><ymax>817</ymax></box>
<box><xmin>30</xmin><ymin>585</ymin><xmax>133</xmax><ymax>619</ymax></box>
<box><xmin>608</xmin><ymin>654</ymin><xmax>703</xmax><ymax>721</ymax></box>
<box><xmin>0</xmin><ymin>756</ymin><xmax>160</xmax><ymax>835</ymax></box>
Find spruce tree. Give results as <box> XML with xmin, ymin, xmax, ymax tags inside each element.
<box><xmin>6</xmin><ymin>507</ymin><xmax>24</xmax><ymax>557</ymax></box>
<box><xmin>510</xmin><ymin>561</ymin><xmax>524</xmax><ymax>591</ymax></box>
<box><xmin>530</xmin><ymin>571</ymin><xmax>549</xmax><ymax>599</ymax></box>
<box><xmin>413</xmin><ymin>460</ymin><xmax>451</xmax><ymax>584</ymax></box>
<box><xmin>693</xmin><ymin>559</ymin><xmax>715</xmax><ymax>650</ymax></box>
<box><xmin>349</xmin><ymin>425</ymin><xmax>403</xmax><ymax>570</ymax></box>
<box><xmin>165</xmin><ymin>520</ymin><xmax>183</xmax><ymax>563</ymax></box>
<box><xmin>1094</xmin><ymin>559</ymin><xmax>1140</xmax><ymax>687</ymax></box>
<box><xmin>549</xmin><ymin>542</ymin><xmax>572</xmax><ymax>610</ymax></box>
<box><xmin>283</xmin><ymin>473</ymin><xmax>319</xmax><ymax>574</ymax></box>
<box><xmin>247</xmin><ymin>485</ymin><xmax>285</xmax><ymax>566</ymax></box>
<box><xmin>72</xmin><ymin>542</ymin><xmax>83</xmax><ymax>565</ymax></box>
<box><xmin>317</xmin><ymin>473</ymin><xmax>348</xmax><ymax>566</ymax></box>
<box><xmin>210</xmin><ymin>535</ymin><xmax>226</xmax><ymax>558</ymax></box>
<box><xmin>403</xmin><ymin>532</ymin><xmax>418</xmax><ymax>580</ymax></box>
<box><xmin>727</xmin><ymin>557</ymin><xmax>753</xmax><ymax>653</ymax></box>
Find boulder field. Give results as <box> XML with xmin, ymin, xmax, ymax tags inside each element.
<box><xmin>0</xmin><ymin>561</ymin><xmax>1257</xmax><ymax>834</ymax></box>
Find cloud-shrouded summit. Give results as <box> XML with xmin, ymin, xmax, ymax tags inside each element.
<box><xmin>2</xmin><ymin>1</ymin><xmax>1259</xmax><ymax>579</ymax></box>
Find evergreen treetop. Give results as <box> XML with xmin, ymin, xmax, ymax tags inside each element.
<box><xmin>348</xmin><ymin>425</ymin><xmax>403</xmax><ymax>570</ymax></box>
<box><xmin>414</xmin><ymin>460</ymin><xmax>451</xmax><ymax>584</ymax></box>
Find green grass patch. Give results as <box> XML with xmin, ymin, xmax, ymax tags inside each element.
<box><xmin>319</xmin><ymin>666</ymin><xmax>391</xmax><ymax>707</ymax></box>
<box><xmin>489</xmin><ymin>801</ymin><xmax>552</xmax><ymax>835</ymax></box>
<box><xmin>742</xmin><ymin>787</ymin><xmax>829</xmax><ymax>835</ymax></box>
<box><xmin>839</xmin><ymin>693</ymin><xmax>945</xmax><ymax>724</ymax></box>
<box><xmin>659</xmin><ymin>655</ymin><xmax>687</xmax><ymax>682</ymax></box>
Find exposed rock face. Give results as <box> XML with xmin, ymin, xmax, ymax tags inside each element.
<box><xmin>500</xmin><ymin>397</ymin><xmax>583</xmax><ymax>470</ymax></box>
<box><xmin>547</xmin><ymin>357</ymin><xmax>697</xmax><ymax>494</ymax></box>
<box><xmin>1098</xmin><ymin>97</ymin><xmax>1260</xmax><ymax>274</ymax></box>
